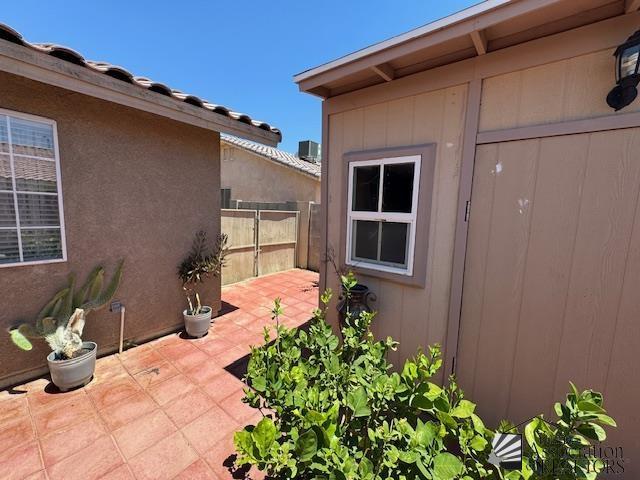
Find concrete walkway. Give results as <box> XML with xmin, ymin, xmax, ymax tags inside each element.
<box><xmin>0</xmin><ymin>269</ymin><xmax>319</xmax><ymax>480</ymax></box>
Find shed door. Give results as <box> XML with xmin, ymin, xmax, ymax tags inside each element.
<box><xmin>456</xmin><ymin>129</ymin><xmax>640</xmax><ymax>447</ymax></box>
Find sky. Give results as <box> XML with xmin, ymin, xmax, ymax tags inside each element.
<box><xmin>2</xmin><ymin>0</ymin><xmax>477</xmax><ymax>153</ymax></box>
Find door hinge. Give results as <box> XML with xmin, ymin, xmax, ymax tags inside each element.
<box><xmin>464</xmin><ymin>200</ymin><xmax>471</xmax><ymax>222</ymax></box>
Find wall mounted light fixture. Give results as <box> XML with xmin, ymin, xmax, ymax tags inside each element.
<box><xmin>607</xmin><ymin>30</ymin><xmax>640</xmax><ymax>111</ymax></box>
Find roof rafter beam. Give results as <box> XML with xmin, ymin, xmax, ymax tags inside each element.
<box><xmin>370</xmin><ymin>63</ymin><xmax>395</xmax><ymax>82</ymax></box>
<box><xmin>470</xmin><ymin>29</ymin><xmax>487</xmax><ymax>55</ymax></box>
<box><xmin>625</xmin><ymin>0</ymin><xmax>640</xmax><ymax>13</ymax></box>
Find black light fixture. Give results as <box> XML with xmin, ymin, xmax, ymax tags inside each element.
<box><xmin>607</xmin><ymin>29</ymin><xmax>640</xmax><ymax>111</ymax></box>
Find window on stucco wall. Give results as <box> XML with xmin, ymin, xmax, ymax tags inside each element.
<box><xmin>0</xmin><ymin>110</ymin><xmax>66</xmax><ymax>267</ymax></box>
<box><xmin>346</xmin><ymin>155</ymin><xmax>421</xmax><ymax>276</ymax></box>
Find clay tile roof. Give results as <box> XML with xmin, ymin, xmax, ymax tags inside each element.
<box><xmin>0</xmin><ymin>23</ymin><xmax>281</xmax><ymax>141</ymax></box>
<box><xmin>221</xmin><ymin>134</ymin><xmax>321</xmax><ymax>179</ymax></box>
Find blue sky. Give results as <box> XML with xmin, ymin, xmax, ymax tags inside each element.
<box><xmin>2</xmin><ymin>0</ymin><xmax>476</xmax><ymax>153</ymax></box>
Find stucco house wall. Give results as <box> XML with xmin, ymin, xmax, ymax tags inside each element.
<box><xmin>0</xmin><ymin>71</ymin><xmax>221</xmax><ymax>388</ymax></box>
<box><xmin>221</xmin><ymin>144</ymin><xmax>320</xmax><ymax>204</ymax></box>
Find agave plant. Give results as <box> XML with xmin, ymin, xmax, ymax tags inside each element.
<box><xmin>9</xmin><ymin>260</ymin><xmax>124</xmax><ymax>360</ymax></box>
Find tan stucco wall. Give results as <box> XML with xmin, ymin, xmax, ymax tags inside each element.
<box><xmin>0</xmin><ymin>72</ymin><xmax>221</xmax><ymax>388</ymax></box>
<box><xmin>323</xmin><ymin>84</ymin><xmax>468</xmax><ymax>378</ymax></box>
<box><xmin>221</xmin><ymin>144</ymin><xmax>320</xmax><ymax>203</ymax></box>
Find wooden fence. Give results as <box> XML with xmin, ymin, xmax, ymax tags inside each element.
<box><xmin>221</xmin><ymin>209</ymin><xmax>299</xmax><ymax>285</ymax></box>
<box><xmin>308</xmin><ymin>203</ymin><xmax>321</xmax><ymax>272</ymax></box>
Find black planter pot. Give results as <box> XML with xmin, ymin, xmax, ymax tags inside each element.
<box><xmin>337</xmin><ymin>283</ymin><xmax>376</xmax><ymax>329</ymax></box>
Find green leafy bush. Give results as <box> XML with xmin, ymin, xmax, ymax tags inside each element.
<box><xmin>234</xmin><ymin>275</ymin><xmax>615</xmax><ymax>479</ymax></box>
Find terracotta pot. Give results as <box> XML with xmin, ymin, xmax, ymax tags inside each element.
<box><xmin>47</xmin><ymin>341</ymin><xmax>97</xmax><ymax>392</ymax></box>
<box><xmin>183</xmin><ymin>306</ymin><xmax>213</xmax><ymax>338</ymax></box>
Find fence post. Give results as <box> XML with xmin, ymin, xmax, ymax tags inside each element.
<box><xmin>288</xmin><ymin>201</ymin><xmax>311</xmax><ymax>269</ymax></box>
<box><xmin>255</xmin><ymin>210</ymin><xmax>260</xmax><ymax>278</ymax></box>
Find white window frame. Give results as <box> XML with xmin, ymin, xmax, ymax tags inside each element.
<box><xmin>346</xmin><ymin>154</ymin><xmax>421</xmax><ymax>276</ymax></box>
<box><xmin>0</xmin><ymin>108</ymin><xmax>67</xmax><ymax>268</ymax></box>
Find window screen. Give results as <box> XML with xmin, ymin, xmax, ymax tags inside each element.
<box><xmin>0</xmin><ymin>113</ymin><xmax>65</xmax><ymax>266</ymax></box>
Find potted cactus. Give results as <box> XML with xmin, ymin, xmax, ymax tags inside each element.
<box><xmin>9</xmin><ymin>261</ymin><xmax>124</xmax><ymax>391</ymax></box>
<box><xmin>178</xmin><ymin>230</ymin><xmax>228</xmax><ymax>338</ymax></box>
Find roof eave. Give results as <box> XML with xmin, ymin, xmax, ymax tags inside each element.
<box><xmin>0</xmin><ymin>38</ymin><xmax>281</xmax><ymax>146</ymax></box>
<box><xmin>293</xmin><ymin>0</ymin><xmax>580</xmax><ymax>97</ymax></box>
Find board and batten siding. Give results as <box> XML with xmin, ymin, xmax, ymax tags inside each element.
<box><xmin>456</xmin><ymin>47</ymin><xmax>640</xmax><ymax>463</ymax></box>
<box><xmin>324</xmin><ymin>84</ymin><xmax>468</xmax><ymax>374</ymax></box>
<box><xmin>479</xmin><ymin>47</ymin><xmax>640</xmax><ymax>132</ymax></box>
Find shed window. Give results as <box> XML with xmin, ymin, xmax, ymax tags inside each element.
<box><xmin>346</xmin><ymin>155</ymin><xmax>420</xmax><ymax>275</ymax></box>
<box><xmin>0</xmin><ymin>110</ymin><xmax>66</xmax><ymax>267</ymax></box>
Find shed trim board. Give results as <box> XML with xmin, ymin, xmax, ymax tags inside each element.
<box><xmin>0</xmin><ymin>39</ymin><xmax>280</xmax><ymax>146</ymax></box>
<box><xmin>323</xmin><ymin>12</ymin><xmax>639</xmax><ymax>115</ymax></box>
<box><xmin>319</xmin><ymin>101</ymin><xmax>330</xmax><ymax>293</ymax></box>
<box><xmin>442</xmin><ymin>79</ymin><xmax>482</xmax><ymax>378</ymax></box>
<box><xmin>476</xmin><ymin>110</ymin><xmax>640</xmax><ymax>143</ymax></box>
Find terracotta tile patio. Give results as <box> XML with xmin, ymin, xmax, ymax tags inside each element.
<box><xmin>0</xmin><ymin>269</ymin><xmax>319</xmax><ymax>480</ymax></box>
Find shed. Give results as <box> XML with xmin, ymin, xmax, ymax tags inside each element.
<box><xmin>296</xmin><ymin>0</ymin><xmax>640</xmax><ymax>473</ymax></box>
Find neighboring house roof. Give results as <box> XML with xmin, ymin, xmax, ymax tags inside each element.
<box><xmin>221</xmin><ymin>134</ymin><xmax>321</xmax><ymax>179</ymax></box>
<box><xmin>294</xmin><ymin>0</ymin><xmax>631</xmax><ymax>97</ymax></box>
<box><xmin>0</xmin><ymin>22</ymin><xmax>281</xmax><ymax>145</ymax></box>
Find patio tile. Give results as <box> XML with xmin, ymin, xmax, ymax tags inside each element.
<box><xmin>0</xmin><ymin>269</ymin><xmax>319</xmax><ymax>480</ymax></box>
<box><xmin>98</xmin><ymin>464</ymin><xmax>135</xmax><ymax>479</ymax></box>
<box><xmin>113</xmin><ymin>409</ymin><xmax>176</xmax><ymax>459</ymax></box>
<box><xmin>119</xmin><ymin>349</ymin><xmax>165</xmax><ymax>375</ymax></box>
<box><xmin>180</xmin><ymin>405</ymin><xmax>238</xmax><ymax>454</ymax></box>
<box><xmin>33</xmin><ymin>394</ymin><xmax>95</xmax><ymax>434</ymax></box>
<box><xmin>0</xmin><ymin>395</ymin><xmax>29</xmax><ymax>424</ymax></box>
<box><xmin>171</xmin><ymin>347</ymin><xmax>211</xmax><ymax>372</ymax></box>
<box><xmin>47</xmin><ymin>435</ymin><xmax>123</xmax><ymax>480</ymax></box>
<box><xmin>156</xmin><ymin>340</ymin><xmax>200</xmax><ymax>360</ymax></box>
<box><xmin>147</xmin><ymin>374</ymin><xmax>195</xmax><ymax>406</ymax></box>
<box><xmin>27</xmin><ymin>386</ymin><xmax>85</xmax><ymax>412</ymax></box>
<box><xmin>92</xmin><ymin>356</ymin><xmax>129</xmax><ymax>384</ymax></box>
<box><xmin>212</xmin><ymin>345</ymin><xmax>250</xmax><ymax>367</ymax></box>
<box><xmin>201</xmin><ymin>435</ymin><xmax>241</xmax><ymax>478</ymax></box>
<box><xmin>0</xmin><ymin>415</ymin><xmax>34</xmax><ymax>448</ymax></box>
<box><xmin>24</xmin><ymin>471</ymin><xmax>47</xmax><ymax>480</ymax></box>
<box><xmin>133</xmin><ymin>361</ymin><xmax>180</xmax><ymax>389</ymax></box>
<box><xmin>185</xmin><ymin>360</ymin><xmax>224</xmax><ymax>385</ymax></box>
<box><xmin>87</xmin><ymin>376</ymin><xmax>142</xmax><ymax>410</ymax></box>
<box><xmin>39</xmin><ymin>416</ymin><xmax>107</xmax><ymax>467</ymax></box>
<box><xmin>128</xmin><ymin>431</ymin><xmax>197</xmax><ymax>480</ymax></box>
<box><xmin>163</xmin><ymin>388</ymin><xmax>216</xmax><ymax>428</ymax></box>
<box><xmin>196</xmin><ymin>336</ymin><xmax>236</xmax><ymax>358</ymax></box>
<box><xmin>0</xmin><ymin>441</ymin><xmax>43</xmax><ymax>480</ymax></box>
<box><xmin>98</xmin><ymin>391</ymin><xmax>157</xmax><ymax>431</ymax></box>
<box><xmin>200</xmin><ymin>371</ymin><xmax>245</xmax><ymax>403</ymax></box>
<box><xmin>218</xmin><ymin>388</ymin><xmax>262</xmax><ymax>425</ymax></box>
<box><xmin>174</xmin><ymin>459</ymin><xmax>217</xmax><ymax>479</ymax></box>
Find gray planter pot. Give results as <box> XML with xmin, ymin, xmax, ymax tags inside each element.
<box><xmin>183</xmin><ymin>306</ymin><xmax>213</xmax><ymax>338</ymax></box>
<box><xmin>47</xmin><ymin>341</ymin><xmax>97</xmax><ymax>392</ymax></box>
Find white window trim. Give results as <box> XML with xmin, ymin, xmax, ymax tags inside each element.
<box><xmin>0</xmin><ymin>108</ymin><xmax>67</xmax><ymax>268</ymax></box>
<box><xmin>346</xmin><ymin>154</ymin><xmax>421</xmax><ymax>276</ymax></box>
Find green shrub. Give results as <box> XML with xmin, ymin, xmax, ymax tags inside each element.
<box><xmin>234</xmin><ymin>275</ymin><xmax>615</xmax><ymax>479</ymax></box>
